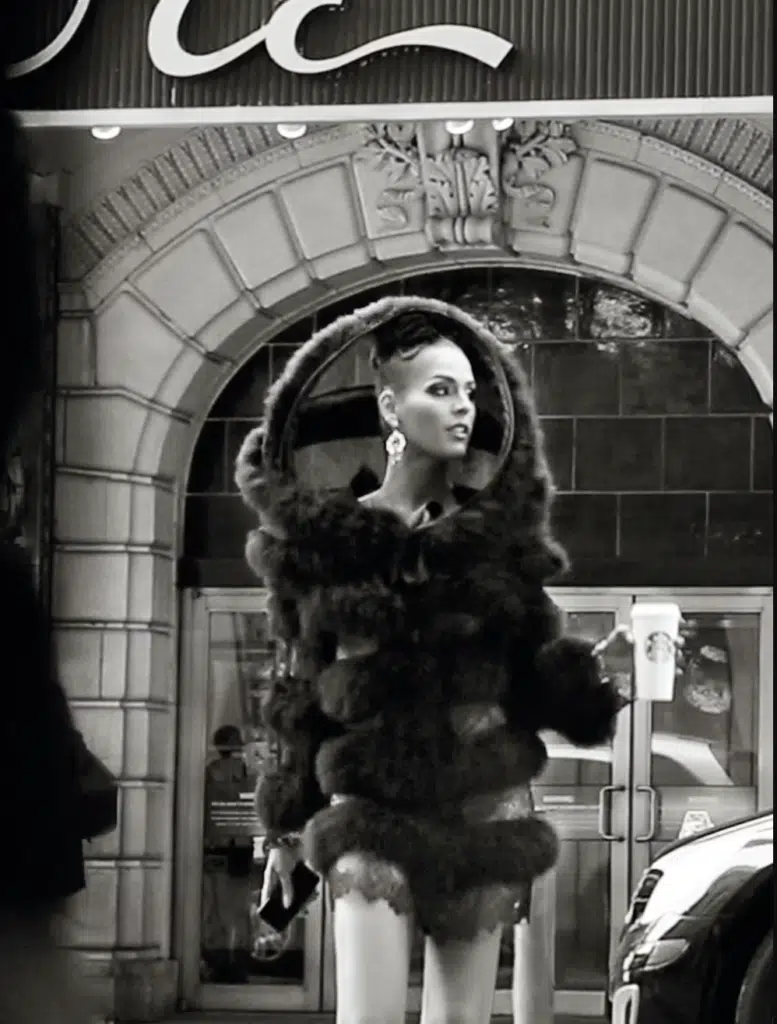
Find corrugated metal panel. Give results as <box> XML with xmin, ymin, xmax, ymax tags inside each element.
<box><xmin>7</xmin><ymin>0</ymin><xmax>774</xmax><ymax>111</ymax></box>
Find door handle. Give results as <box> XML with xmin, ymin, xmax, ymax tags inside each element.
<box><xmin>597</xmin><ymin>784</ymin><xmax>626</xmax><ymax>842</ymax></box>
<box><xmin>635</xmin><ymin>785</ymin><xmax>658</xmax><ymax>843</ymax></box>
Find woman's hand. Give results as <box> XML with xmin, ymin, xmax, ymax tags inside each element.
<box><xmin>592</xmin><ymin>624</ymin><xmax>634</xmax><ymax>661</ymax></box>
<box><xmin>261</xmin><ymin>841</ymin><xmax>302</xmax><ymax>909</ymax></box>
<box><xmin>593</xmin><ymin>623</ymin><xmax>688</xmax><ymax>681</ymax></box>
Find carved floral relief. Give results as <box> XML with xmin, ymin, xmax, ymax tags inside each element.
<box><xmin>356</xmin><ymin>123</ymin><xmax>424</xmax><ymax>231</ymax></box>
<box><xmin>357</xmin><ymin>119</ymin><xmax>580</xmax><ymax>251</ymax></box>
<box><xmin>501</xmin><ymin>121</ymin><xmax>580</xmax><ymax>228</ymax></box>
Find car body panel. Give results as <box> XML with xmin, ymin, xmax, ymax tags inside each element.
<box><xmin>611</xmin><ymin>811</ymin><xmax>773</xmax><ymax>1024</ymax></box>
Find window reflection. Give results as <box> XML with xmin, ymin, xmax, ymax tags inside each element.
<box><xmin>531</xmin><ymin>611</ymin><xmax>617</xmax><ymax>993</ymax></box>
<box><xmin>652</xmin><ymin>614</ymin><xmax>758</xmax><ymax>788</ymax></box>
<box><xmin>200</xmin><ymin>612</ymin><xmax>308</xmax><ymax>988</ymax></box>
<box><xmin>649</xmin><ymin>612</ymin><xmax>760</xmax><ymax>849</ymax></box>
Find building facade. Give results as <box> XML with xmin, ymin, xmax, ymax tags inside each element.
<box><xmin>8</xmin><ymin>3</ymin><xmax>774</xmax><ymax>1020</ymax></box>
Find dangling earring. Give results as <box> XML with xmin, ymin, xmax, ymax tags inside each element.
<box><xmin>385</xmin><ymin>428</ymin><xmax>407</xmax><ymax>466</ymax></box>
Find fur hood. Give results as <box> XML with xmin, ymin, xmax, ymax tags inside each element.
<box><xmin>236</xmin><ymin>296</ymin><xmax>568</xmax><ymax>620</ymax></box>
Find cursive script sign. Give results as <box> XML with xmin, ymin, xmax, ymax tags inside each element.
<box><xmin>8</xmin><ymin>0</ymin><xmax>514</xmax><ymax>80</ymax></box>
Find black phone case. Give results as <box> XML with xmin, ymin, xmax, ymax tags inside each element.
<box><xmin>257</xmin><ymin>860</ymin><xmax>320</xmax><ymax>934</ymax></box>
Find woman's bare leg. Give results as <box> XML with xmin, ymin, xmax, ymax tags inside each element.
<box><xmin>332</xmin><ymin>854</ymin><xmax>415</xmax><ymax>1024</ymax></box>
<box><xmin>512</xmin><ymin>874</ymin><xmax>555</xmax><ymax>1024</ymax></box>
<box><xmin>421</xmin><ymin>926</ymin><xmax>502</xmax><ymax>1024</ymax></box>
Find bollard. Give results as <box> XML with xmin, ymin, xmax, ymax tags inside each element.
<box><xmin>114</xmin><ymin>958</ymin><xmax>179</xmax><ymax>1023</ymax></box>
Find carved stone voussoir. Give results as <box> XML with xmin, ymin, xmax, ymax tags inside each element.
<box><xmin>501</xmin><ymin>121</ymin><xmax>579</xmax><ymax>229</ymax></box>
<box><xmin>65</xmin><ymin>117</ymin><xmax>772</xmax><ymax>287</ymax></box>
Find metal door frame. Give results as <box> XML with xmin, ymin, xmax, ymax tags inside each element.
<box><xmin>174</xmin><ymin>589</ymin><xmax>326</xmax><ymax>1013</ymax></box>
<box><xmin>540</xmin><ymin>590</ymin><xmax>634</xmax><ymax>1020</ymax></box>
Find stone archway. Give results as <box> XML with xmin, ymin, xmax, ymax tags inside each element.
<box><xmin>53</xmin><ymin>117</ymin><xmax>773</xmax><ymax>1007</ymax></box>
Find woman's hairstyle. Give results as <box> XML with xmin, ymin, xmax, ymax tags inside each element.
<box><xmin>369</xmin><ymin>310</ymin><xmax>458</xmax><ymax>386</ymax></box>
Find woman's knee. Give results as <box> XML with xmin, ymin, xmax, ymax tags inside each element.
<box><xmin>331</xmin><ymin>856</ymin><xmax>415</xmax><ymax>1024</ymax></box>
<box><xmin>329</xmin><ymin>852</ymin><xmax>413</xmax><ymax>917</ymax></box>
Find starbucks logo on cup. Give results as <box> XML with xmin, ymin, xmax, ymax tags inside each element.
<box><xmin>645</xmin><ymin>631</ymin><xmax>675</xmax><ymax>663</ymax></box>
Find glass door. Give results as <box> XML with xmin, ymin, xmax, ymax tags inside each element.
<box><xmin>630</xmin><ymin>591</ymin><xmax>773</xmax><ymax>886</ymax></box>
<box><xmin>176</xmin><ymin>588</ymin><xmax>772</xmax><ymax>1017</ymax></box>
<box><xmin>175</xmin><ymin>590</ymin><xmax>325</xmax><ymax>1013</ymax></box>
<box><xmin>527</xmin><ymin>593</ymin><xmax>634</xmax><ymax>1019</ymax></box>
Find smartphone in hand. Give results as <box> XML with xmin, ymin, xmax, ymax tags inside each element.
<box><xmin>256</xmin><ymin>860</ymin><xmax>320</xmax><ymax>934</ymax></box>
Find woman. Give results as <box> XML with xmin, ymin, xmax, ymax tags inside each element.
<box><xmin>236</xmin><ymin>299</ymin><xmax>625</xmax><ymax>1023</ymax></box>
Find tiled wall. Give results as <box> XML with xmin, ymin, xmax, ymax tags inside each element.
<box><xmin>183</xmin><ymin>268</ymin><xmax>773</xmax><ymax>587</ymax></box>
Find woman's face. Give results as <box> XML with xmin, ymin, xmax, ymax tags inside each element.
<box><xmin>383</xmin><ymin>338</ymin><xmax>477</xmax><ymax>461</ymax></box>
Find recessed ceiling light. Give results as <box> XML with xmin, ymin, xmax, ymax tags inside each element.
<box><xmin>91</xmin><ymin>126</ymin><xmax>122</xmax><ymax>141</ymax></box>
<box><xmin>492</xmin><ymin>118</ymin><xmax>515</xmax><ymax>132</ymax></box>
<box><xmin>277</xmin><ymin>123</ymin><xmax>308</xmax><ymax>140</ymax></box>
<box><xmin>445</xmin><ymin>120</ymin><xmax>475</xmax><ymax>136</ymax></box>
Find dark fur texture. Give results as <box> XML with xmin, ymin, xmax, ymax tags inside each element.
<box><xmin>533</xmin><ymin>636</ymin><xmax>625</xmax><ymax>746</ymax></box>
<box><xmin>236</xmin><ymin>296</ymin><xmax>623</xmax><ymax>912</ymax></box>
<box><xmin>303</xmin><ymin>796</ymin><xmax>560</xmax><ymax>905</ymax></box>
<box><xmin>255</xmin><ymin>755</ymin><xmax>330</xmax><ymax>837</ymax></box>
<box><xmin>315</xmin><ymin>719</ymin><xmax>548</xmax><ymax>809</ymax></box>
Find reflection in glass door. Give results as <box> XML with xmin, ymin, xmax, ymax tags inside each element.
<box><xmin>529</xmin><ymin>594</ymin><xmax>633</xmax><ymax>1019</ymax></box>
<box><xmin>631</xmin><ymin>592</ymin><xmax>773</xmax><ymax>886</ymax></box>
<box><xmin>175</xmin><ymin>591</ymin><xmax>325</xmax><ymax>1013</ymax></box>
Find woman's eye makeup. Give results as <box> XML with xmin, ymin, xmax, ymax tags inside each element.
<box><xmin>425</xmin><ymin>379</ymin><xmax>476</xmax><ymax>398</ymax></box>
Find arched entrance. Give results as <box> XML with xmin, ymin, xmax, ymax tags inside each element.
<box><xmin>52</xmin><ymin>118</ymin><xmax>773</xmax><ymax>1014</ymax></box>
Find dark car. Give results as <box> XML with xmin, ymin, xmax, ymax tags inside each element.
<box><xmin>610</xmin><ymin>811</ymin><xmax>773</xmax><ymax>1024</ymax></box>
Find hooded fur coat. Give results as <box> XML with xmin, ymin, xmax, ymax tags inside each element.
<box><xmin>236</xmin><ymin>295</ymin><xmax>622</xmax><ymax>938</ymax></box>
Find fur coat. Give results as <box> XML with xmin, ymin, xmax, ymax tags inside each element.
<box><xmin>235</xmin><ymin>295</ymin><xmax>622</xmax><ymax>924</ymax></box>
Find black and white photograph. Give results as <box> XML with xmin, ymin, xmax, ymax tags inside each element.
<box><xmin>1</xmin><ymin>3</ymin><xmax>773</xmax><ymax>1023</ymax></box>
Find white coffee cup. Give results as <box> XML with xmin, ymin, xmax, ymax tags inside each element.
<box><xmin>631</xmin><ymin>602</ymin><xmax>682</xmax><ymax>702</ymax></box>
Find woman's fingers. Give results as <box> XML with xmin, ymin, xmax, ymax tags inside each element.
<box><xmin>261</xmin><ymin>863</ymin><xmax>275</xmax><ymax>907</ymax></box>
<box><xmin>280</xmin><ymin>870</ymin><xmax>295</xmax><ymax>909</ymax></box>
<box><xmin>593</xmin><ymin>624</ymin><xmax>633</xmax><ymax>656</ymax></box>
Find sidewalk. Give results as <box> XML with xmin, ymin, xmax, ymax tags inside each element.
<box><xmin>159</xmin><ymin>1016</ymin><xmax>602</xmax><ymax>1023</ymax></box>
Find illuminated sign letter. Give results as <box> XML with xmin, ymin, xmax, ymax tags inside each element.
<box><xmin>8</xmin><ymin>0</ymin><xmax>515</xmax><ymax>81</ymax></box>
<box><xmin>7</xmin><ymin>0</ymin><xmax>94</xmax><ymax>79</ymax></box>
<box><xmin>147</xmin><ymin>0</ymin><xmax>272</xmax><ymax>78</ymax></box>
<box><xmin>264</xmin><ymin>0</ymin><xmax>514</xmax><ymax>75</ymax></box>
<box><xmin>147</xmin><ymin>0</ymin><xmax>514</xmax><ymax>78</ymax></box>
